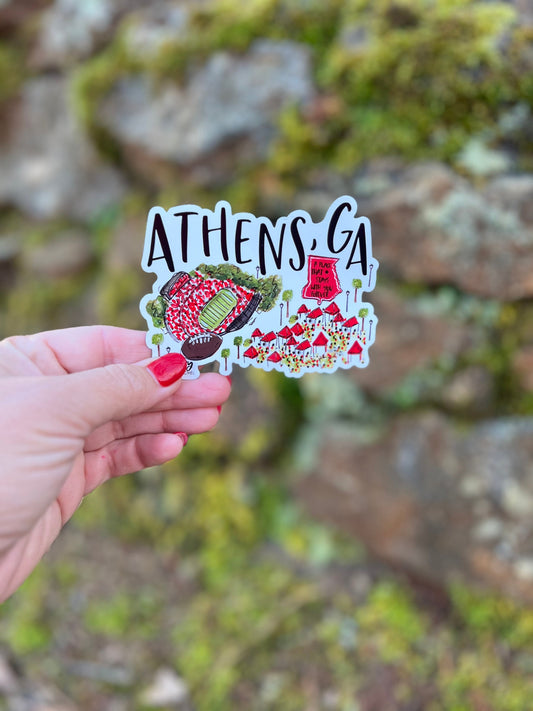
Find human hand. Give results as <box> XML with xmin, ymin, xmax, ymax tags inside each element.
<box><xmin>0</xmin><ymin>326</ymin><xmax>230</xmax><ymax>602</ymax></box>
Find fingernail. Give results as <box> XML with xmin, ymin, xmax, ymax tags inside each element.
<box><xmin>217</xmin><ymin>405</ymin><xmax>222</xmax><ymax>414</ymax></box>
<box><xmin>226</xmin><ymin>376</ymin><xmax>232</xmax><ymax>386</ymax></box>
<box><xmin>175</xmin><ymin>432</ymin><xmax>188</xmax><ymax>446</ymax></box>
<box><xmin>147</xmin><ymin>353</ymin><xmax>187</xmax><ymax>387</ymax></box>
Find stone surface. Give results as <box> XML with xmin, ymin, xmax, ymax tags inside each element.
<box><xmin>0</xmin><ymin>77</ymin><xmax>126</xmax><ymax>221</ymax></box>
<box><xmin>33</xmin><ymin>0</ymin><xmax>116</xmax><ymax>67</ymax></box>
<box><xmin>22</xmin><ymin>231</ymin><xmax>93</xmax><ymax>279</ymax></box>
<box><xmin>122</xmin><ymin>1</ymin><xmax>198</xmax><ymax>59</ymax></box>
<box><xmin>513</xmin><ymin>345</ymin><xmax>533</xmax><ymax>391</ymax></box>
<box><xmin>98</xmin><ymin>39</ymin><xmax>315</xmax><ymax>185</ymax></box>
<box><xmin>216</xmin><ymin>366</ymin><xmax>283</xmax><ymax>455</ymax></box>
<box><xmin>106</xmin><ymin>216</ymin><xmax>146</xmax><ymax>270</ymax></box>
<box><xmin>297</xmin><ymin>413</ymin><xmax>533</xmax><ymax>602</ymax></box>
<box><xmin>140</xmin><ymin>668</ymin><xmax>190</xmax><ymax>708</ymax></box>
<box><xmin>510</xmin><ymin>0</ymin><xmax>533</xmax><ymax>27</ymax></box>
<box><xmin>0</xmin><ymin>236</ymin><xmax>21</xmax><ymax>291</ymax></box>
<box><xmin>0</xmin><ymin>0</ymin><xmax>49</xmax><ymax>34</ymax></box>
<box><xmin>0</xmin><ymin>651</ymin><xmax>20</xmax><ymax>695</ymax></box>
<box><xmin>441</xmin><ymin>366</ymin><xmax>495</xmax><ymax>414</ymax></box>
<box><xmin>31</xmin><ymin>0</ymin><xmax>149</xmax><ymax>68</ymax></box>
<box><xmin>357</xmin><ymin>163</ymin><xmax>533</xmax><ymax>300</ymax></box>
<box><xmin>349</xmin><ymin>287</ymin><xmax>475</xmax><ymax>396</ymax></box>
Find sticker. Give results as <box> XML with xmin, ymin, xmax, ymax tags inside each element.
<box><xmin>140</xmin><ymin>197</ymin><xmax>378</xmax><ymax>378</ymax></box>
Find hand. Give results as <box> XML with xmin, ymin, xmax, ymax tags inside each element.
<box><xmin>0</xmin><ymin>326</ymin><xmax>230</xmax><ymax>602</ymax></box>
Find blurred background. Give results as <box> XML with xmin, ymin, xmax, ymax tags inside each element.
<box><xmin>1</xmin><ymin>0</ymin><xmax>533</xmax><ymax>709</ymax></box>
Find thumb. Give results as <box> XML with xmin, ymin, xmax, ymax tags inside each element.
<box><xmin>51</xmin><ymin>353</ymin><xmax>188</xmax><ymax>432</ymax></box>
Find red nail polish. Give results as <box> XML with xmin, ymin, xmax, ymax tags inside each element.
<box><xmin>147</xmin><ymin>353</ymin><xmax>187</xmax><ymax>386</ymax></box>
<box><xmin>217</xmin><ymin>405</ymin><xmax>222</xmax><ymax>414</ymax></box>
<box><xmin>226</xmin><ymin>376</ymin><xmax>232</xmax><ymax>386</ymax></box>
<box><xmin>175</xmin><ymin>432</ymin><xmax>188</xmax><ymax>446</ymax></box>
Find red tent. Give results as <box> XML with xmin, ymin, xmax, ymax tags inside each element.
<box><xmin>244</xmin><ymin>345</ymin><xmax>259</xmax><ymax>358</ymax></box>
<box><xmin>278</xmin><ymin>326</ymin><xmax>292</xmax><ymax>339</ymax></box>
<box><xmin>333</xmin><ymin>313</ymin><xmax>344</xmax><ymax>323</ymax></box>
<box><xmin>268</xmin><ymin>351</ymin><xmax>282</xmax><ymax>363</ymax></box>
<box><xmin>313</xmin><ymin>332</ymin><xmax>328</xmax><ymax>347</ymax></box>
<box><xmin>308</xmin><ymin>307</ymin><xmax>323</xmax><ymax>319</ymax></box>
<box><xmin>291</xmin><ymin>322</ymin><xmax>304</xmax><ymax>336</ymax></box>
<box><xmin>251</xmin><ymin>328</ymin><xmax>263</xmax><ymax>338</ymax></box>
<box><xmin>348</xmin><ymin>341</ymin><xmax>363</xmax><ymax>355</ymax></box>
<box><xmin>286</xmin><ymin>336</ymin><xmax>298</xmax><ymax>347</ymax></box>
<box><xmin>324</xmin><ymin>302</ymin><xmax>340</xmax><ymax>315</ymax></box>
<box><xmin>297</xmin><ymin>304</ymin><xmax>309</xmax><ymax>315</ymax></box>
<box><xmin>343</xmin><ymin>316</ymin><xmax>359</xmax><ymax>328</ymax></box>
<box><xmin>296</xmin><ymin>340</ymin><xmax>311</xmax><ymax>351</ymax></box>
<box><xmin>261</xmin><ymin>331</ymin><xmax>276</xmax><ymax>343</ymax></box>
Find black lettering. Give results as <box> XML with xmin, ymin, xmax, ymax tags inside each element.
<box><xmin>327</xmin><ymin>201</ymin><xmax>353</xmax><ymax>254</ymax></box>
<box><xmin>173</xmin><ymin>210</ymin><xmax>198</xmax><ymax>263</ymax></box>
<box><xmin>346</xmin><ymin>222</ymin><xmax>368</xmax><ymax>274</ymax></box>
<box><xmin>289</xmin><ymin>215</ymin><xmax>306</xmax><ymax>271</ymax></box>
<box><xmin>235</xmin><ymin>217</ymin><xmax>253</xmax><ymax>265</ymax></box>
<box><xmin>202</xmin><ymin>207</ymin><xmax>228</xmax><ymax>260</ymax></box>
<box><xmin>147</xmin><ymin>213</ymin><xmax>175</xmax><ymax>271</ymax></box>
<box><xmin>259</xmin><ymin>221</ymin><xmax>285</xmax><ymax>276</ymax></box>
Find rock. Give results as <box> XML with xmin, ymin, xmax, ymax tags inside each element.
<box><xmin>456</xmin><ymin>136</ymin><xmax>513</xmax><ymax>177</ymax></box>
<box><xmin>296</xmin><ymin>412</ymin><xmax>533</xmax><ymax>602</ymax></box>
<box><xmin>215</xmin><ymin>366</ymin><xmax>283</xmax><ymax>454</ymax></box>
<box><xmin>338</xmin><ymin>24</ymin><xmax>370</xmax><ymax>52</ymax></box>
<box><xmin>441</xmin><ymin>366</ymin><xmax>495</xmax><ymax>414</ymax></box>
<box><xmin>509</xmin><ymin>0</ymin><xmax>533</xmax><ymax>28</ymax></box>
<box><xmin>513</xmin><ymin>345</ymin><xmax>533</xmax><ymax>390</ymax></box>
<box><xmin>140</xmin><ymin>668</ymin><xmax>190</xmax><ymax>708</ymax></box>
<box><xmin>64</xmin><ymin>660</ymin><xmax>133</xmax><ymax>687</ymax></box>
<box><xmin>122</xmin><ymin>1</ymin><xmax>195</xmax><ymax>59</ymax></box>
<box><xmin>349</xmin><ymin>287</ymin><xmax>474</xmax><ymax>396</ymax></box>
<box><xmin>0</xmin><ymin>77</ymin><xmax>126</xmax><ymax>221</ymax></box>
<box><xmin>98</xmin><ymin>39</ymin><xmax>315</xmax><ymax>186</ymax></box>
<box><xmin>22</xmin><ymin>230</ymin><xmax>93</xmax><ymax>279</ymax></box>
<box><xmin>106</xmin><ymin>216</ymin><xmax>146</xmax><ymax>270</ymax></box>
<box><xmin>32</xmin><ymin>0</ymin><xmax>116</xmax><ymax>68</ymax></box>
<box><xmin>4</xmin><ymin>682</ymin><xmax>79</xmax><ymax>711</ymax></box>
<box><xmin>0</xmin><ymin>235</ymin><xmax>20</xmax><ymax>290</ymax></box>
<box><xmin>0</xmin><ymin>0</ymin><xmax>49</xmax><ymax>34</ymax></box>
<box><xmin>0</xmin><ymin>650</ymin><xmax>20</xmax><ymax>695</ymax></box>
<box><xmin>31</xmin><ymin>0</ymin><xmax>150</xmax><ymax>68</ymax></box>
<box><xmin>358</xmin><ymin>163</ymin><xmax>533</xmax><ymax>300</ymax></box>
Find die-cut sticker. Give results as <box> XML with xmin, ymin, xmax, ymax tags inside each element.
<box><xmin>140</xmin><ymin>196</ymin><xmax>378</xmax><ymax>378</ymax></box>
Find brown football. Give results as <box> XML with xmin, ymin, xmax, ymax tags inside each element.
<box><xmin>181</xmin><ymin>333</ymin><xmax>223</xmax><ymax>361</ymax></box>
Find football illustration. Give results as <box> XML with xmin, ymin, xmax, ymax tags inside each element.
<box><xmin>181</xmin><ymin>332</ymin><xmax>223</xmax><ymax>361</ymax></box>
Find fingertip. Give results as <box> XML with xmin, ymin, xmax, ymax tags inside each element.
<box><xmin>197</xmin><ymin>372</ymin><xmax>232</xmax><ymax>402</ymax></box>
<box><xmin>147</xmin><ymin>353</ymin><xmax>187</xmax><ymax>387</ymax></box>
<box><xmin>159</xmin><ymin>432</ymin><xmax>187</xmax><ymax>461</ymax></box>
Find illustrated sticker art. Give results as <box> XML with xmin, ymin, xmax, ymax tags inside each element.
<box><xmin>140</xmin><ymin>196</ymin><xmax>378</xmax><ymax>379</ymax></box>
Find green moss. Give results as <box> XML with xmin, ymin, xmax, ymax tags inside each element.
<box><xmin>0</xmin><ymin>566</ymin><xmax>52</xmax><ymax>654</ymax></box>
<box><xmin>70</xmin><ymin>29</ymin><xmax>142</xmax><ymax>158</ymax></box>
<box><xmin>0</xmin><ymin>42</ymin><xmax>25</xmax><ymax>104</ymax></box>
<box><xmin>84</xmin><ymin>590</ymin><xmax>161</xmax><ymax>639</ymax></box>
<box><xmin>96</xmin><ymin>268</ymin><xmax>146</xmax><ymax>327</ymax></box>
<box><xmin>356</xmin><ymin>581</ymin><xmax>428</xmax><ymax>664</ymax></box>
<box><xmin>271</xmin><ymin>0</ymin><xmax>527</xmax><ymax>180</ymax></box>
<box><xmin>1</xmin><ymin>274</ymin><xmax>92</xmax><ymax>337</ymax></box>
<box><xmin>70</xmin><ymin>0</ymin><xmax>345</xmax><ymax>156</ymax></box>
<box><xmin>72</xmin><ymin>0</ymin><xmax>531</xmax><ymax>188</ymax></box>
<box><xmin>172</xmin><ymin>563</ymin><xmax>317</xmax><ymax>710</ymax></box>
<box><xmin>451</xmin><ymin>584</ymin><xmax>533</xmax><ymax>650</ymax></box>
